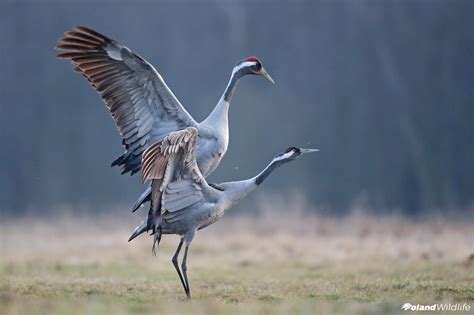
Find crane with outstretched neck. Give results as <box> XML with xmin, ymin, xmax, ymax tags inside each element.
<box><xmin>129</xmin><ymin>127</ymin><xmax>318</xmax><ymax>298</ymax></box>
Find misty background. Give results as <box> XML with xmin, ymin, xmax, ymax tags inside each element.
<box><xmin>0</xmin><ymin>0</ymin><xmax>472</xmax><ymax>217</ymax></box>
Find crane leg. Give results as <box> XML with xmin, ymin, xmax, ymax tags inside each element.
<box><xmin>172</xmin><ymin>238</ymin><xmax>189</xmax><ymax>297</ymax></box>
<box><xmin>181</xmin><ymin>245</ymin><xmax>191</xmax><ymax>299</ymax></box>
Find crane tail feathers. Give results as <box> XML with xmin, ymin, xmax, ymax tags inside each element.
<box><xmin>128</xmin><ymin>217</ymin><xmax>163</xmax><ymax>255</ymax></box>
<box><xmin>128</xmin><ymin>219</ymin><xmax>149</xmax><ymax>242</ymax></box>
<box><xmin>131</xmin><ymin>186</ymin><xmax>152</xmax><ymax>212</ymax></box>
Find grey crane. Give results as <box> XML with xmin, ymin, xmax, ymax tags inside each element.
<box><xmin>128</xmin><ymin>127</ymin><xmax>318</xmax><ymax>298</ymax></box>
<box><xmin>55</xmin><ymin>26</ymin><xmax>275</xmax><ymax>208</ymax></box>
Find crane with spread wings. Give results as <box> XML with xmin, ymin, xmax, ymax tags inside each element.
<box><xmin>56</xmin><ymin>26</ymin><xmax>275</xmax><ymax>210</ymax></box>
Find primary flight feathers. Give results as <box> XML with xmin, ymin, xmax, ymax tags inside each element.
<box><xmin>56</xmin><ymin>26</ymin><xmax>197</xmax><ymax>175</ymax></box>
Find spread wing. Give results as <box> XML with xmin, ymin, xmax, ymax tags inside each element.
<box><xmin>141</xmin><ymin>127</ymin><xmax>212</xmax><ymax>224</ymax></box>
<box><xmin>56</xmin><ymin>26</ymin><xmax>198</xmax><ymax>175</ymax></box>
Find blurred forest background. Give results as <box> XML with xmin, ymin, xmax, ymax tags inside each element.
<box><xmin>0</xmin><ymin>0</ymin><xmax>472</xmax><ymax>217</ymax></box>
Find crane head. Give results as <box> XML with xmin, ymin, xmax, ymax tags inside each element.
<box><xmin>233</xmin><ymin>56</ymin><xmax>275</xmax><ymax>84</ymax></box>
<box><xmin>273</xmin><ymin>147</ymin><xmax>319</xmax><ymax>163</ymax></box>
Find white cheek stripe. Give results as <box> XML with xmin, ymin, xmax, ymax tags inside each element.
<box><xmin>273</xmin><ymin>151</ymin><xmax>293</xmax><ymax>162</ymax></box>
<box><xmin>232</xmin><ymin>61</ymin><xmax>256</xmax><ymax>75</ymax></box>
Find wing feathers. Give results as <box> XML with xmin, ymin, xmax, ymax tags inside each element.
<box><xmin>74</xmin><ymin>26</ymin><xmax>109</xmax><ymax>41</ymax></box>
<box><xmin>63</xmin><ymin>31</ymin><xmax>103</xmax><ymax>45</ymax></box>
<box><xmin>163</xmin><ymin>188</ymin><xmax>196</xmax><ymax>202</ymax></box>
<box><xmin>58</xmin><ymin>37</ymin><xmax>98</xmax><ymax>48</ymax></box>
<box><xmin>163</xmin><ymin>194</ymin><xmax>201</xmax><ymax>212</ymax></box>
<box><xmin>140</xmin><ymin>128</ymin><xmax>207</xmax><ymax>221</ymax></box>
<box><xmin>167</xmin><ymin>180</ymin><xmax>194</xmax><ymax>190</ymax></box>
<box><xmin>56</xmin><ymin>26</ymin><xmax>198</xmax><ymax>175</ymax></box>
<box><xmin>141</xmin><ymin>128</ymin><xmax>198</xmax><ymax>182</ymax></box>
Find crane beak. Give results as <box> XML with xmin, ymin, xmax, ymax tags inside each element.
<box><xmin>300</xmin><ymin>148</ymin><xmax>319</xmax><ymax>154</ymax></box>
<box><xmin>259</xmin><ymin>67</ymin><xmax>275</xmax><ymax>84</ymax></box>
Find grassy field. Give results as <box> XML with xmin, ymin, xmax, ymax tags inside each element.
<box><xmin>1</xmin><ymin>209</ymin><xmax>473</xmax><ymax>315</ymax></box>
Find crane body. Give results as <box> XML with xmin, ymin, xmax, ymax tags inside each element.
<box><xmin>129</xmin><ymin>127</ymin><xmax>318</xmax><ymax>298</ymax></box>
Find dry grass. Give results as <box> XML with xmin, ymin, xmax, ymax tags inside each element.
<box><xmin>0</xmin><ymin>203</ymin><xmax>473</xmax><ymax>314</ymax></box>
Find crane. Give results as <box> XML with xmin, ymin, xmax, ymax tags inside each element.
<box><xmin>129</xmin><ymin>127</ymin><xmax>318</xmax><ymax>298</ymax></box>
<box><xmin>55</xmin><ymin>26</ymin><xmax>275</xmax><ymax>209</ymax></box>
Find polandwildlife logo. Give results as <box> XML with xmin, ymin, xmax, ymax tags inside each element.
<box><xmin>401</xmin><ymin>302</ymin><xmax>471</xmax><ymax>312</ymax></box>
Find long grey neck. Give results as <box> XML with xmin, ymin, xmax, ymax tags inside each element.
<box><xmin>222</xmin><ymin>158</ymin><xmax>287</xmax><ymax>207</ymax></box>
<box><xmin>223</xmin><ymin>69</ymin><xmax>243</xmax><ymax>102</ymax></box>
<box><xmin>203</xmin><ymin>68</ymin><xmax>244</xmax><ymax>126</ymax></box>
<box><xmin>254</xmin><ymin>159</ymin><xmax>286</xmax><ymax>186</ymax></box>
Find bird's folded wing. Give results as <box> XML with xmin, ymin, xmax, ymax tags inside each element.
<box><xmin>141</xmin><ymin>127</ymin><xmax>209</xmax><ymax>223</ymax></box>
<box><xmin>56</xmin><ymin>26</ymin><xmax>198</xmax><ymax>168</ymax></box>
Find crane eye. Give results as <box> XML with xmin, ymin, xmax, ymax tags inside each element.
<box><xmin>255</xmin><ymin>62</ymin><xmax>262</xmax><ymax>71</ymax></box>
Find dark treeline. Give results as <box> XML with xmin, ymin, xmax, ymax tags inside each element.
<box><xmin>1</xmin><ymin>0</ymin><xmax>472</xmax><ymax>216</ymax></box>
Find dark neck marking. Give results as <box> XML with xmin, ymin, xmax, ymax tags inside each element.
<box><xmin>223</xmin><ymin>66</ymin><xmax>250</xmax><ymax>102</ymax></box>
<box><xmin>255</xmin><ymin>159</ymin><xmax>286</xmax><ymax>186</ymax></box>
